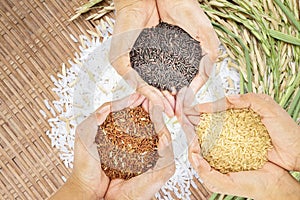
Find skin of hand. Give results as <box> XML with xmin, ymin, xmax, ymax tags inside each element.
<box><xmin>97</xmin><ymin>94</ymin><xmax>175</xmax><ymax>200</ymax></box>
<box><xmin>156</xmin><ymin>0</ymin><xmax>220</xmax><ymax>100</ymax></box>
<box><xmin>186</xmin><ymin>93</ymin><xmax>300</xmax><ymax>171</ymax></box>
<box><xmin>110</xmin><ymin>0</ymin><xmax>175</xmax><ymax>118</ymax></box>
<box><xmin>176</xmin><ymin>91</ymin><xmax>300</xmax><ymax>199</ymax></box>
<box><xmin>190</xmin><ymin>149</ymin><xmax>300</xmax><ymax>200</ymax></box>
<box><xmin>49</xmin><ymin>106</ymin><xmax>111</xmax><ymax>200</ymax></box>
<box><xmin>104</xmin><ymin>127</ymin><xmax>175</xmax><ymax>200</ymax></box>
<box><xmin>50</xmin><ymin>93</ymin><xmax>175</xmax><ymax>200</ymax></box>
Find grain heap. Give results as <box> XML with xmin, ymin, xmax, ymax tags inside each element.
<box><xmin>95</xmin><ymin>106</ymin><xmax>159</xmax><ymax>180</ymax></box>
<box><xmin>196</xmin><ymin>108</ymin><xmax>273</xmax><ymax>173</ymax></box>
<box><xmin>130</xmin><ymin>22</ymin><xmax>203</xmax><ymax>93</ymax></box>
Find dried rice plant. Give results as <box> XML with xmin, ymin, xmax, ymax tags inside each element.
<box><xmin>199</xmin><ymin>0</ymin><xmax>300</xmax><ymax>121</ymax></box>
<box><xmin>70</xmin><ymin>0</ymin><xmax>114</xmax><ymax>21</ymax></box>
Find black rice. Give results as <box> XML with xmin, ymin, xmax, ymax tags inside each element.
<box><xmin>130</xmin><ymin>22</ymin><xmax>203</xmax><ymax>92</ymax></box>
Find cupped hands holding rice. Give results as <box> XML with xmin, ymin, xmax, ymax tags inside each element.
<box><xmin>196</xmin><ymin>108</ymin><xmax>273</xmax><ymax>173</ymax></box>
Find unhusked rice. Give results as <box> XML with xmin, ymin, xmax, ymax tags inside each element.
<box><xmin>196</xmin><ymin>108</ymin><xmax>273</xmax><ymax>173</ymax></box>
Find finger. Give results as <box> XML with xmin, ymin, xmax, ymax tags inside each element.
<box><xmin>110</xmin><ymin>93</ymin><xmax>142</xmax><ymax>112</ymax></box>
<box><xmin>142</xmin><ymin>98</ymin><xmax>149</xmax><ymax>113</ymax></box>
<box><xmin>175</xmin><ymin>87</ymin><xmax>199</xmax><ymax>147</ymax></box>
<box><xmin>113</xmin><ymin>0</ymin><xmax>159</xmax><ymax>27</ymax></box>
<box><xmin>162</xmin><ymin>90</ymin><xmax>176</xmax><ymax>111</ymax></box>
<box><xmin>140</xmin><ymin>85</ymin><xmax>174</xmax><ymax>117</ymax></box>
<box><xmin>175</xmin><ymin>86</ymin><xmax>187</xmax><ymax>121</ymax></box>
<box><xmin>129</xmin><ymin>94</ymin><xmax>146</xmax><ymax>108</ymax></box>
<box><xmin>170</xmin><ymin>1</ymin><xmax>220</xmax><ymax>61</ymax></box>
<box><xmin>162</xmin><ymin>98</ymin><xmax>175</xmax><ymax>117</ymax></box>
<box><xmin>187</xmin><ymin>131</ymin><xmax>201</xmax><ymax>155</ymax></box>
<box><xmin>155</xmin><ymin>129</ymin><xmax>174</xmax><ymax>171</ymax></box>
<box><xmin>149</xmin><ymin>102</ymin><xmax>168</xmax><ymax>137</ymax></box>
<box><xmin>188</xmin><ymin>115</ymin><xmax>200</xmax><ymax>126</ymax></box>
<box><xmin>187</xmin><ymin>97</ymin><xmax>229</xmax><ymax>115</ymax></box>
<box><xmin>123</xmin><ymin>68</ymin><xmax>148</xmax><ymax>91</ymax></box>
<box><xmin>183</xmin><ymin>86</ymin><xmax>197</xmax><ymax>109</ymax></box>
<box><xmin>189</xmin><ymin>55</ymin><xmax>214</xmax><ymax>94</ymax></box>
<box><xmin>189</xmin><ymin>152</ymin><xmax>234</xmax><ymax>194</ymax></box>
<box><xmin>182</xmin><ymin>114</ymin><xmax>198</xmax><ymax>147</ymax></box>
<box><xmin>110</xmin><ymin>29</ymin><xmax>142</xmax><ymax>76</ymax></box>
<box><xmin>226</xmin><ymin>93</ymin><xmax>288</xmax><ymax>118</ymax></box>
<box><xmin>76</xmin><ymin>113</ymin><xmax>100</xmax><ymax>146</ymax></box>
<box><xmin>94</xmin><ymin>102</ymin><xmax>111</xmax><ymax>125</ymax></box>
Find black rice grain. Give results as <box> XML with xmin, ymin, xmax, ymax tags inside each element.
<box><xmin>130</xmin><ymin>22</ymin><xmax>203</xmax><ymax>92</ymax></box>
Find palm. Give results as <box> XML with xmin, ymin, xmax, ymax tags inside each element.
<box><xmin>258</xmin><ymin>101</ymin><xmax>300</xmax><ymax>171</ymax></box>
<box><xmin>110</xmin><ymin>0</ymin><xmax>159</xmax><ymax>76</ymax></box>
<box><xmin>157</xmin><ymin>0</ymin><xmax>220</xmax><ymax>62</ymax></box>
<box><xmin>104</xmin><ymin>132</ymin><xmax>175</xmax><ymax>200</ymax></box>
<box><xmin>156</xmin><ymin>0</ymin><xmax>220</xmax><ymax>98</ymax></box>
<box><xmin>73</xmin><ymin>113</ymin><xmax>110</xmax><ymax>198</ymax></box>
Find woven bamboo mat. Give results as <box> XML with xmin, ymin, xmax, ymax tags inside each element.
<box><xmin>0</xmin><ymin>0</ymin><xmax>211</xmax><ymax>199</ymax></box>
<box><xmin>0</xmin><ymin>0</ymin><xmax>97</xmax><ymax>199</ymax></box>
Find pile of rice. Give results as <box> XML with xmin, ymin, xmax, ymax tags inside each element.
<box><xmin>196</xmin><ymin>108</ymin><xmax>273</xmax><ymax>173</ymax></box>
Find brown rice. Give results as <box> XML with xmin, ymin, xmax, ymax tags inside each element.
<box><xmin>196</xmin><ymin>108</ymin><xmax>273</xmax><ymax>173</ymax></box>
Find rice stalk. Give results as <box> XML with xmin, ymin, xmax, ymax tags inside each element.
<box><xmin>201</xmin><ymin>0</ymin><xmax>299</xmax><ymax>118</ymax></box>
<box><xmin>269</xmin><ymin>29</ymin><xmax>300</xmax><ymax>46</ymax></box>
<box><xmin>273</xmin><ymin>0</ymin><xmax>300</xmax><ymax>31</ymax></box>
<box><xmin>223</xmin><ymin>195</ymin><xmax>235</xmax><ymax>200</ymax></box>
<box><xmin>288</xmin><ymin>88</ymin><xmax>300</xmax><ymax>119</ymax></box>
<box><xmin>209</xmin><ymin>193</ymin><xmax>218</xmax><ymax>200</ymax></box>
<box><xmin>70</xmin><ymin>0</ymin><xmax>112</xmax><ymax>21</ymax></box>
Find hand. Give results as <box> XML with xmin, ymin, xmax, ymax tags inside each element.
<box><xmin>188</xmin><ymin>93</ymin><xmax>300</xmax><ymax>171</ymax></box>
<box><xmin>110</xmin><ymin>0</ymin><xmax>175</xmax><ymax>118</ymax></box>
<box><xmin>104</xmin><ymin>127</ymin><xmax>175</xmax><ymax>200</ymax></box>
<box><xmin>156</xmin><ymin>0</ymin><xmax>220</xmax><ymax>62</ymax></box>
<box><xmin>190</xmin><ymin>151</ymin><xmax>300</xmax><ymax>200</ymax></box>
<box><xmin>110</xmin><ymin>0</ymin><xmax>159</xmax><ymax>76</ymax></box>
<box><xmin>49</xmin><ymin>106</ymin><xmax>111</xmax><ymax>199</ymax></box>
<box><xmin>99</xmin><ymin>94</ymin><xmax>175</xmax><ymax>200</ymax></box>
<box><xmin>156</xmin><ymin>0</ymin><xmax>220</xmax><ymax>96</ymax></box>
<box><xmin>177</xmin><ymin>92</ymin><xmax>300</xmax><ymax>199</ymax></box>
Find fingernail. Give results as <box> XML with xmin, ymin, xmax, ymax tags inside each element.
<box><xmin>227</xmin><ymin>94</ymin><xmax>240</xmax><ymax>101</ymax></box>
<box><xmin>192</xmin><ymin>153</ymin><xmax>201</xmax><ymax>167</ymax></box>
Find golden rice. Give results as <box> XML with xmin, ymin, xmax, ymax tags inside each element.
<box><xmin>196</xmin><ymin>108</ymin><xmax>273</xmax><ymax>173</ymax></box>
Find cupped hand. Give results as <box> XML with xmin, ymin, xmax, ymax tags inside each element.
<box><xmin>67</xmin><ymin>93</ymin><xmax>147</xmax><ymax>199</ymax></box>
<box><xmin>110</xmin><ymin>0</ymin><xmax>175</xmax><ymax>118</ymax></box>
<box><xmin>156</xmin><ymin>0</ymin><xmax>220</xmax><ymax>98</ymax></box>
<box><xmin>104</xmin><ymin>127</ymin><xmax>175</xmax><ymax>200</ymax></box>
<box><xmin>190</xmin><ymin>147</ymin><xmax>300</xmax><ymax>200</ymax></box>
<box><xmin>70</xmin><ymin>114</ymin><xmax>110</xmax><ymax>199</ymax></box>
<box><xmin>156</xmin><ymin>0</ymin><xmax>220</xmax><ymax>62</ymax></box>
<box><xmin>50</xmin><ymin>104</ymin><xmax>112</xmax><ymax>200</ymax></box>
<box><xmin>101</xmin><ymin>94</ymin><xmax>175</xmax><ymax>200</ymax></box>
<box><xmin>176</xmin><ymin>91</ymin><xmax>300</xmax><ymax>199</ymax></box>
<box><xmin>187</xmin><ymin>93</ymin><xmax>300</xmax><ymax>171</ymax></box>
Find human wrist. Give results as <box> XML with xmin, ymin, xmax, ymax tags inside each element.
<box><xmin>151</xmin><ymin>164</ymin><xmax>175</xmax><ymax>185</ymax></box>
<box><xmin>49</xmin><ymin>176</ymin><xmax>97</xmax><ymax>200</ymax></box>
<box><xmin>65</xmin><ymin>175</ymin><xmax>98</xmax><ymax>200</ymax></box>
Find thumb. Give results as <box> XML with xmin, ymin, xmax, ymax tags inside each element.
<box><xmin>190</xmin><ymin>153</ymin><xmax>211</xmax><ymax>174</ymax></box>
<box><xmin>189</xmin><ymin>153</ymin><xmax>233</xmax><ymax>194</ymax></box>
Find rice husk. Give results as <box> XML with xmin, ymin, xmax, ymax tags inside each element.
<box><xmin>196</xmin><ymin>108</ymin><xmax>273</xmax><ymax>173</ymax></box>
